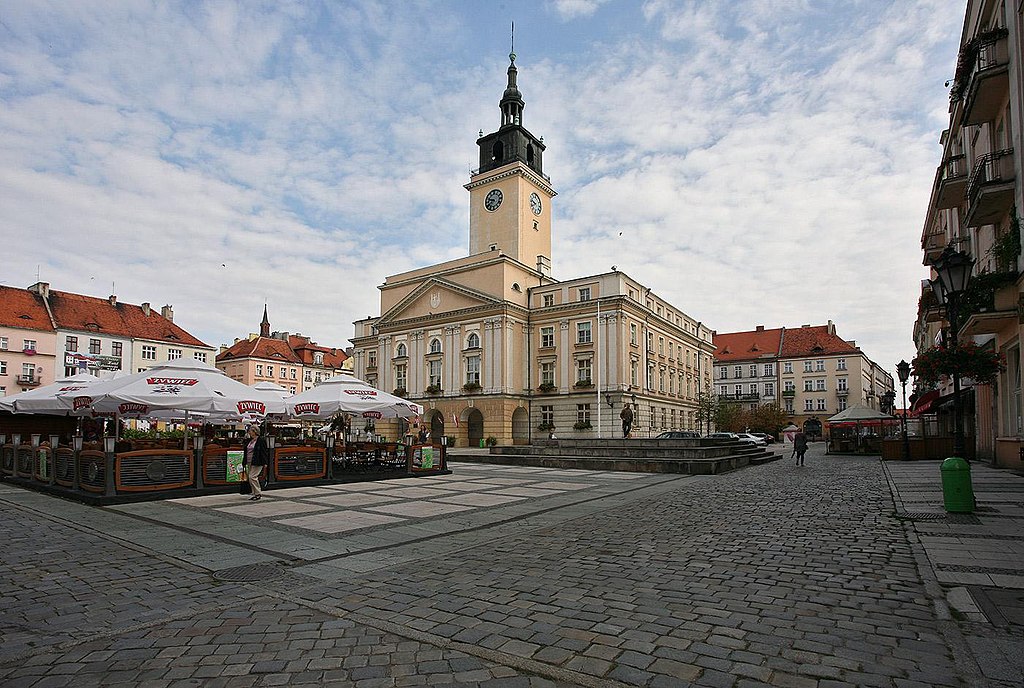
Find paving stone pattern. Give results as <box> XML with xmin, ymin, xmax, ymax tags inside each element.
<box><xmin>0</xmin><ymin>448</ymin><xmax>980</xmax><ymax>687</ymax></box>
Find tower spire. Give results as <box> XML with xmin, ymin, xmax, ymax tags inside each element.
<box><xmin>260</xmin><ymin>304</ymin><xmax>270</xmax><ymax>337</ymax></box>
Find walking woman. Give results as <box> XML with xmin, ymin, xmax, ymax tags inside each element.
<box><xmin>794</xmin><ymin>430</ymin><xmax>808</xmax><ymax>467</ymax></box>
<box><xmin>243</xmin><ymin>424</ymin><xmax>271</xmax><ymax>501</ymax></box>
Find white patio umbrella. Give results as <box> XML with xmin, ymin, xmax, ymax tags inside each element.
<box><xmin>56</xmin><ymin>359</ymin><xmax>287</xmax><ymax>418</ymax></box>
<box><xmin>1</xmin><ymin>372</ymin><xmax>103</xmax><ymax>414</ymax></box>
<box><xmin>284</xmin><ymin>374</ymin><xmax>422</xmax><ymax>420</ymax></box>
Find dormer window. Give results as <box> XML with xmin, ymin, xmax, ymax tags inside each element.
<box><xmin>314</xmin><ymin>352</ymin><xmax>324</xmax><ymax>365</ymax></box>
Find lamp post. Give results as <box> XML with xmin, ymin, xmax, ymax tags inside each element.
<box><xmin>897</xmin><ymin>360</ymin><xmax>911</xmax><ymax>461</ymax></box>
<box><xmin>931</xmin><ymin>246</ymin><xmax>975</xmax><ymax>460</ymax></box>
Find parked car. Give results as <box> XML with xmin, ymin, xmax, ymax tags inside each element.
<box><xmin>706</xmin><ymin>432</ymin><xmax>740</xmax><ymax>441</ymax></box>
<box><xmin>735</xmin><ymin>432</ymin><xmax>767</xmax><ymax>447</ymax></box>
<box><xmin>749</xmin><ymin>432</ymin><xmax>775</xmax><ymax>444</ymax></box>
<box><xmin>655</xmin><ymin>431</ymin><xmax>701</xmax><ymax>439</ymax></box>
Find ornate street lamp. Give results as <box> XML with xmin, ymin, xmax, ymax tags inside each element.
<box><xmin>931</xmin><ymin>246</ymin><xmax>975</xmax><ymax>460</ymax></box>
<box><xmin>897</xmin><ymin>360</ymin><xmax>911</xmax><ymax>461</ymax></box>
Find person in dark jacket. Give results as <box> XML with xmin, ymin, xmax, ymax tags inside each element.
<box><xmin>794</xmin><ymin>430</ymin><xmax>809</xmax><ymax>466</ymax></box>
<box><xmin>243</xmin><ymin>424</ymin><xmax>271</xmax><ymax>501</ymax></box>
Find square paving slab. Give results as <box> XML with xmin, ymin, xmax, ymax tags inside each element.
<box><xmin>367</xmin><ymin>501</ymin><xmax>475</xmax><ymax>517</ymax></box>
<box><xmin>216</xmin><ymin>501</ymin><xmax>330</xmax><ymax>518</ymax></box>
<box><xmin>275</xmin><ymin>510</ymin><xmax>406</xmax><ymax>533</ymax></box>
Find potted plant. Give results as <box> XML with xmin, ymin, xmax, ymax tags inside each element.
<box><xmin>573</xmin><ymin>378</ymin><xmax>593</xmax><ymax>389</ymax></box>
<box><xmin>445</xmin><ymin>435</ymin><xmax>456</xmax><ymax>447</ymax></box>
<box><xmin>485</xmin><ymin>436</ymin><xmax>497</xmax><ymax>446</ymax></box>
<box><xmin>425</xmin><ymin>384</ymin><xmax>441</xmax><ymax>395</ymax></box>
<box><xmin>912</xmin><ymin>342</ymin><xmax>1005</xmax><ymax>386</ymax></box>
<box><xmin>462</xmin><ymin>381</ymin><xmax>482</xmax><ymax>393</ymax></box>
<box><xmin>573</xmin><ymin>421</ymin><xmax>593</xmax><ymax>431</ymax></box>
<box><xmin>392</xmin><ymin>387</ymin><xmax>407</xmax><ymax>397</ymax></box>
<box><xmin>538</xmin><ymin>382</ymin><xmax>557</xmax><ymax>393</ymax></box>
<box><xmin>537</xmin><ymin>422</ymin><xmax>554</xmax><ymax>431</ymax></box>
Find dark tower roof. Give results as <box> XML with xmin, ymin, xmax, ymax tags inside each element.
<box><xmin>476</xmin><ymin>52</ymin><xmax>546</xmax><ymax>177</ymax></box>
<box><xmin>260</xmin><ymin>305</ymin><xmax>270</xmax><ymax>337</ymax></box>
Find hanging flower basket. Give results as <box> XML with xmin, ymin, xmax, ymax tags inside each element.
<box><xmin>912</xmin><ymin>342</ymin><xmax>1005</xmax><ymax>386</ymax></box>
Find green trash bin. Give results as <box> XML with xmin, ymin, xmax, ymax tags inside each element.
<box><xmin>940</xmin><ymin>456</ymin><xmax>974</xmax><ymax>513</ymax></box>
<box><xmin>479</xmin><ymin>439</ymin><xmax>485</xmax><ymax>448</ymax></box>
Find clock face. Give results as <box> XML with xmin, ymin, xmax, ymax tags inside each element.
<box><xmin>530</xmin><ymin>192</ymin><xmax>542</xmax><ymax>215</ymax></box>
<box><xmin>484</xmin><ymin>189</ymin><xmax>503</xmax><ymax>212</ymax></box>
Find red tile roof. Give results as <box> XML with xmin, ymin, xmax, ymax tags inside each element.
<box><xmin>780</xmin><ymin>325</ymin><xmax>859</xmax><ymax>358</ymax></box>
<box><xmin>0</xmin><ymin>286</ymin><xmax>53</xmax><ymax>332</ymax></box>
<box><xmin>288</xmin><ymin>335</ymin><xmax>348</xmax><ymax>368</ymax></box>
<box><xmin>47</xmin><ymin>290</ymin><xmax>209</xmax><ymax>347</ymax></box>
<box><xmin>217</xmin><ymin>336</ymin><xmax>303</xmax><ymax>364</ymax></box>
<box><xmin>713</xmin><ymin>327</ymin><xmax>784</xmax><ymax>362</ymax></box>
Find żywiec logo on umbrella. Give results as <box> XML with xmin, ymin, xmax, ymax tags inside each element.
<box><xmin>236</xmin><ymin>401</ymin><xmax>266</xmax><ymax>415</ymax></box>
<box><xmin>362</xmin><ymin>411</ymin><xmax>383</xmax><ymax>419</ymax></box>
<box><xmin>59</xmin><ymin>385</ymin><xmax>88</xmax><ymax>392</ymax></box>
<box><xmin>294</xmin><ymin>403</ymin><xmax>320</xmax><ymax>415</ymax></box>
<box><xmin>118</xmin><ymin>403</ymin><xmax>149</xmax><ymax>415</ymax></box>
<box><xmin>344</xmin><ymin>389</ymin><xmax>378</xmax><ymax>400</ymax></box>
<box><xmin>73</xmin><ymin>396</ymin><xmax>93</xmax><ymax>411</ymax></box>
<box><xmin>146</xmin><ymin>377</ymin><xmax>200</xmax><ymax>386</ymax></box>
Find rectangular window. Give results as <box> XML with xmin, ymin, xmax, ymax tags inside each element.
<box><xmin>23</xmin><ymin>339</ymin><xmax>37</xmax><ymax>352</ymax></box>
<box><xmin>168</xmin><ymin>348</ymin><xmax>182</xmax><ymax>360</ymax></box>
<box><xmin>784</xmin><ymin>362</ymin><xmax>793</xmax><ymax>374</ymax></box>
<box><xmin>630</xmin><ymin>359</ymin><xmax>639</xmax><ymax>387</ymax></box>
<box><xmin>764</xmin><ymin>382</ymin><xmax>775</xmax><ymax>396</ymax></box>
<box><xmin>577</xmin><ymin>358</ymin><xmax>592</xmax><ymax>383</ymax></box>
<box><xmin>734</xmin><ymin>365</ymin><xmax>742</xmax><ymax>378</ymax></box>
<box><xmin>578</xmin><ymin>287</ymin><xmax>591</xmax><ymax>302</ymax></box>
<box><xmin>22</xmin><ymin>363</ymin><xmax>36</xmax><ymax>380</ymax></box>
<box><xmin>541</xmin><ymin>405</ymin><xmax>554</xmax><ymax>426</ymax></box>
<box><xmin>784</xmin><ymin>381</ymin><xmax>795</xmax><ymax>392</ymax></box>
<box><xmin>720</xmin><ymin>385</ymin><xmax>728</xmax><ymax>396</ymax></box>
<box><xmin>428</xmin><ymin>359</ymin><xmax>442</xmax><ymax>388</ymax></box>
<box><xmin>540</xmin><ymin>361</ymin><xmax>555</xmax><ymax>385</ymax></box>
<box><xmin>647</xmin><ymin>363</ymin><xmax>654</xmax><ymax>389</ymax></box>
<box><xmin>837</xmin><ymin>377</ymin><xmax>848</xmax><ymax>391</ymax></box>
<box><xmin>837</xmin><ymin>358</ymin><xmax>847</xmax><ymax>371</ymax></box>
<box><xmin>466</xmin><ymin>355</ymin><xmax>480</xmax><ymax>385</ymax></box>
<box><xmin>816</xmin><ymin>360</ymin><xmax>825</xmax><ymax>371</ymax></box>
<box><xmin>291</xmin><ymin>368</ymin><xmax>297</xmax><ymax>379</ymax></box>
<box><xmin>838</xmin><ymin>398</ymin><xmax>848</xmax><ymax>412</ymax></box>
<box><xmin>629</xmin><ymin>323</ymin><xmax>638</xmax><ymax>345</ymax></box>
<box><xmin>749</xmin><ymin>365</ymin><xmax>757</xmax><ymax>378</ymax></box>
<box><xmin>804</xmin><ymin>399</ymin><xmax>814</xmax><ymax>411</ymax></box>
<box><xmin>541</xmin><ymin>294</ymin><xmax>553</xmax><ymax>307</ymax></box>
<box><xmin>647</xmin><ymin>332</ymin><xmax>654</xmax><ymax>350</ymax></box>
<box><xmin>719</xmin><ymin>367</ymin><xmax>728</xmax><ymax>379</ymax></box>
<box><xmin>804</xmin><ymin>380</ymin><xmax>814</xmax><ymax>392</ymax></box>
<box><xmin>395</xmin><ymin>363</ymin><xmax>408</xmax><ymax>391</ymax></box>
<box><xmin>540</xmin><ymin>326</ymin><xmax>555</xmax><ymax>348</ymax></box>
<box><xmin>817</xmin><ymin>398</ymin><xmax>827</xmax><ymax>411</ymax></box>
<box><xmin>0</xmin><ymin>361</ymin><xmax>6</xmax><ymax>374</ymax></box>
<box><xmin>763</xmin><ymin>363</ymin><xmax>774</xmax><ymax>376</ymax></box>
<box><xmin>734</xmin><ymin>384</ymin><xmax>742</xmax><ymax>396</ymax></box>
<box><xmin>141</xmin><ymin>345</ymin><xmax>157</xmax><ymax>360</ymax></box>
<box><xmin>193</xmin><ymin>352</ymin><xmax>206</xmax><ymax>363</ymax></box>
<box><xmin>368</xmin><ymin>351</ymin><xmax>377</xmax><ymax>368</ymax></box>
<box><xmin>304</xmin><ymin>371</ymin><xmax>312</xmax><ymax>382</ymax></box>
<box><xmin>256</xmin><ymin>364</ymin><xmax>263</xmax><ymax>375</ymax></box>
<box><xmin>576</xmin><ymin>403</ymin><xmax>591</xmax><ymax>425</ymax></box>
<box><xmin>785</xmin><ymin>399</ymin><xmax>794</xmax><ymax>412</ymax></box>
<box><xmin>577</xmin><ymin>321</ymin><xmax>592</xmax><ymax>344</ymax></box>
<box><xmin>816</xmin><ymin>379</ymin><xmax>826</xmax><ymax>391</ymax></box>
<box><xmin>658</xmin><ymin>337</ymin><xmax>664</xmax><ymax>355</ymax></box>
<box><xmin>803</xmin><ymin>361</ymin><xmax>813</xmax><ymax>373</ymax></box>
<box><xmin>89</xmin><ymin>339</ymin><xmax>101</xmax><ymax>355</ymax></box>
<box><xmin>658</xmin><ymin>369</ymin><xmax>665</xmax><ymax>393</ymax></box>
<box><xmin>1009</xmin><ymin>346</ymin><xmax>1022</xmax><ymax>435</ymax></box>
<box><xmin>266</xmin><ymin>365</ymin><xmax>274</xmax><ymax>377</ymax></box>
<box><xmin>112</xmin><ymin>342</ymin><xmax>123</xmax><ymax>358</ymax></box>
<box><xmin>66</xmin><ymin>336</ymin><xmax>78</xmax><ymax>352</ymax></box>
<box><xmin>749</xmin><ymin>383</ymin><xmax>758</xmax><ymax>395</ymax></box>
<box><xmin>0</xmin><ymin>337</ymin><xmax>7</xmax><ymax>350</ymax></box>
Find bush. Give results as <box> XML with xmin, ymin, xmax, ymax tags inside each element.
<box><xmin>538</xmin><ymin>382</ymin><xmax>557</xmax><ymax>393</ymax></box>
<box><xmin>485</xmin><ymin>436</ymin><xmax>497</xmax><ymax>446</ymax></box>
<box><xmin>445</xmin><ymin>435</ymin><xmax>456</xmax><ymax>447</ymax></box>
<box><xmin>573</xmin><ymin>421</ymin><xmax>593</xmax><ymax>431</ymax></box>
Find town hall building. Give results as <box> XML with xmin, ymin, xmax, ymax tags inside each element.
<box><xmin>349</xmin><ymin>52</ymin><xmax>715</xmax><ymax>445</ymax></box>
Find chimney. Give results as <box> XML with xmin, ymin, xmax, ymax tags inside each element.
<box><xmin>161</xmin><ymin>304</ymin><xmax>173</xmax><ymax>322</ymax></box>
<box><xmin>755</xmin><ymin>325</ymin><xmax>764</xmax><ymax>332</ymax></box>
<box><xmin>28</xmin><ymin>282</ymin><xmax>50</xmax><ymax>299</ymax></box>
<box><xmin>141</xmin><ymin>302</ymin><xmax>151</xmax><ymax>316</ymax></box>
<box><xmin>108</xmin><ymin>295</ymin><xmax>117</xmax><ymax>306</ymax></box>
<box><xmin>828</xmin><ymin>320</ymin><xmax>835</xmax><ymax>335</ymax></box>
<box><xmin>219</xmin><ymin>344</ymin><xmax>229</xmax><ymax>354</ymax></box>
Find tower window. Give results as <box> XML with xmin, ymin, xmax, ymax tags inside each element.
<box><xmin>492</xmin><ymin>141</ymin><xmax>504</xmax><ymax>162</ymax></box>
<box><xmin>527</xmin><ymin>144</ymin><xmax>534</xmax><ymax>165</ymax></box>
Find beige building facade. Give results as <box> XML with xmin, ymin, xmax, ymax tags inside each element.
<box><xmin>350</xmin><ymin>53</ymin><xmax>714</xmax><ymax>446</ymax></box>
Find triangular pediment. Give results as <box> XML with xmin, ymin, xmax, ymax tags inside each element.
<box><xmin>378</xmin><ymin>278</ymin><xmax>503</xmax><ymax>327</ymax></box>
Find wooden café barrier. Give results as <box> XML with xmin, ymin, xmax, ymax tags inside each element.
<box><xmin>77</xmin><ymin>450</ymin><xmax>107</xmax><ymax>493</ymax></box>
<box><xmin>114</xmin><ymin>450</ymin><xmax>193</xmax><ymax>492</ymax></box>
<box><xmin>274</xmin><ymin>446</ymin><xmax>326</xmax><ymax>481</ymax></box>
<box><xmin>202</xmin><ymin>446</ymin><xmax>243</xmax><ymax>486</ymax></box>
<box><xmin>1</xmin><ymin>443</ymin><xmax>14</xmax><ymax>477</ymax></box>
<box><xmin>54</xmin><ymin>447</ymin><xmax>75</xmax><ymax>487</ymax></box>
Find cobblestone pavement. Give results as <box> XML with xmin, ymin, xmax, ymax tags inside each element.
<box><xmin>0</xmin><ymin>444</ymin><xmax>1013</xmax><ymax>687</ymax></box>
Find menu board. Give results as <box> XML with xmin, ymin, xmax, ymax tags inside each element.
<box><xmin>411</xmin><ymin>446</ymin><xmax>434</xmax><ymax>471</ymax></box>
<box><xmin>226</xmin><ymin>450</ymin><xmax>245</xmax><ymax>482</ymax></box>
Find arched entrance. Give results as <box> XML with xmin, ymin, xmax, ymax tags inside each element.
<box><xmin>467</xmin><ymin>409</ymin><xmax>484</xmax><ymax>447</ymax></box>
<box><xmin>512</xmin><ymin>407</ymin><xmax>529</xmax><ymax>445</ymax></box>
<box><xmin>803</xmin><ymin>418</ymin><xmax>823</xmax><ymax>441</ymax></box>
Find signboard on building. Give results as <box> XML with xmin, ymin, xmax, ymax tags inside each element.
<box><xmin>64</xmin><ymin>353</ymin><xmax>122</xmax><ymax>371</ymax></box>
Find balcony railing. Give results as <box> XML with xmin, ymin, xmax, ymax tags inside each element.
<box><xmin>781</xmin><ymin>390</ymin><xmax>796</xmax><ymax>397</ymax></box>
<box><xmin>935</xmin><ymin>154</ymin><xmax>967</xmax><ymax>209</ymax></box>
<box><xmin>965</xmin><ymin>148</ymin><xmax>1015</xmax><ymax>227</ymax></box>
<box><xmin>961</xmin><ymin>32</ymin><xmax>1010</xmax><ymax>126</ymax></box>
<box><xmin>719</xmin><ymin>393</ymin><xmax>760</xmax><ymax>402</ymax></box>
<box><xmin>16</xmin><ymin>375</ymin><xmax>41</xmax><ymax>387</ymax></box>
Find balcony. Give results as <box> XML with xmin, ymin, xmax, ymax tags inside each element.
<box><xmin>16</xmin><ymin>375</ymin><xmax>41</xmax><ymax>387</ymax></box>
<box><xmin>935</xmin><ymin>155</ymin><xmax>967</xmax><ymax>209</ymax></box>
<box><xmin>781</xmin><ymin>390</ymin><xmax>796</xmax><ymax>398</ymax></box>
<box><xmin>836</xmin><ymin>388</ymin><xmax>849</xmax><ymax>397</ymax></box>
<box><xmin>964</xmin><ymin>149</ymin><xmax>1015</xmax><ymax>227</ymax></box>
<box><xmin>921</xmin><ymin>223</ymin><xmax>947</xmax><ymax>263</ymax></box>
<box><xmin>961</xmin><ymin>33</ymin><xmax>1010</xmax><ymax>126</ymax></box>
<box><xmin>959</xmin><ymin>272</ymin><xmax>1020</xmax><ymax>337</ymax></box>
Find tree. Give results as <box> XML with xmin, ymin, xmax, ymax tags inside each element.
<box><xmin>695</xmin><ymin>391</ymin><xmax>718</xmax><ymax>434</ymax></box>
<box><xmin>714</xmin><ymin>402</ymin><xmax>746</xmax><ymax>433</ymax></box>
<box><xmin>746</xmin><ymin>403</ymin><xmax>788</xmax><ymax>437</ymax></box>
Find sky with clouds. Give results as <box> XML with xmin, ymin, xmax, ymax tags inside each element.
<box><xmin>1</xmin><ymin>0</ymin><xmax>965</xmax><ymax>377</ymax></box>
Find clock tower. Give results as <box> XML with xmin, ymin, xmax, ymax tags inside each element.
<box><xmin>466</xmin><ymin>52</ymin><xmax>555</xmax><ymax>275</ymax></box>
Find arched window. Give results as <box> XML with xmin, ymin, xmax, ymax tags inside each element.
<box><xmin>396</xmin><ymin>343</ymin><xmax>407</xmax><ymax>357</ymax></box>
<box><xmin>526</xmin><ymin>144</ymin><xmax>535</xmax><ymax>165</ymax></box>
<box><xmin>429</xmin><ymin>339</ymin><xmax>442</xmax><ymax>354</ymax></box>
<box><xmin>466</xmin><ymin>333</ymin><xmax>480</xmax><ymax>349</ymax></box>
<box><xmin>491</xmin><ymin>140</ymin><xmax>504</xmax><ymax>163</ymax></box>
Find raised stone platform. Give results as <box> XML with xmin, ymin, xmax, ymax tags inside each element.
<box><xmin>453</xmin><ymin>438</ymin><xmax>781</xmax><ymax>474</ymax></box>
